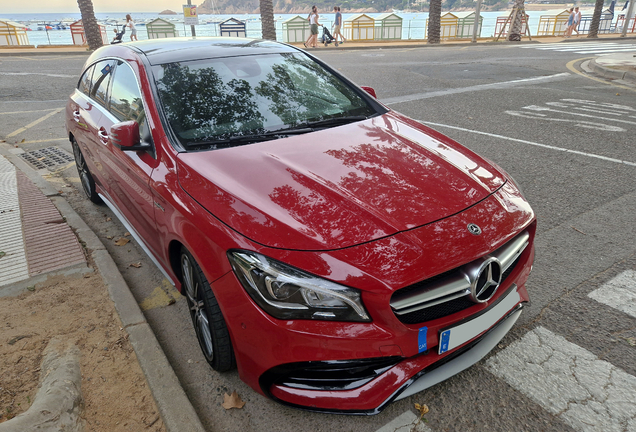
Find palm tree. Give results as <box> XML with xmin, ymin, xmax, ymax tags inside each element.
<box><xmin>508</xmin><ymin>0</ymin><xmax>525</xmax><ymax>41</ymax></box>
<box><xmin>428</xmin><ymin>0</ymin><xmax>441</xmax><ymax>44</ymax></box>
<box><xmin>260</xmin><ymin>0</ymin><xmax>276</xmax><ymax>41</ymax></box>
<box><xmin>587</xmin><ymin>0</ymin><xmax>605</xmax><ymax>38</ymax></box>
<box><xmin>77</xmin><ymin>0</ymin><xmax>102</xmax><ymax>50</ymax></box>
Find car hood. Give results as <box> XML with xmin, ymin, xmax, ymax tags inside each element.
<box><xmin>177</xmin><ymin>112</ymin><xmax>506</xmax><ymax>251</ymax></box>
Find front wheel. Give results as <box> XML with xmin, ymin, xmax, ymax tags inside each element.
<box><xmin>71</xmin><ymin>138</ymin><xmax>101</xmax><ymax>204</ymax></box>
<box><xmin>181</xmin><ymin>247</ymin><xmax>235</xmax><ymax>372</ymax></box>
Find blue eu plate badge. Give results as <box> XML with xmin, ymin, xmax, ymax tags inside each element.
<box><xmin>418</xmin><ymin>327</ymin><xmax>427</xmax><ymax>353</ymax></box>
<box><xmin>439</xmin><ymin>329</ymin><xmax>451</xmax><ymax>354</ymax></box>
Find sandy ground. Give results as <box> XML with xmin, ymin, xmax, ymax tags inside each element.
<box><xmin>0</xmin><ymin>271</ymin><xmax>167</xmax><ymax>432</ymax></box>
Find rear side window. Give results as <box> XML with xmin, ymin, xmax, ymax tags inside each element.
<box><xmin>90</xmin><ymin>60</ymin><xmax>116</xmax><ymax>108</ymax></box>
<box><xmin>109</xmin><ymin>61</ymin><xmax>144</xmax><ymax>123</ymax></box>
<box><xmin>78</xmin><ymin>65</ymin><xmax>95</xmax><ymax>96</ymax></box>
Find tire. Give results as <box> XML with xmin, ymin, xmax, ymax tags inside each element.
<box><xmin>71</xmin><ymin>138</ymin><xmax>101</xmax><ymax>204</ymax></box>
<box><xmin>180</xmin><ymin>247</ymin><xmax>236</xmax><ymax>372</ymax></box>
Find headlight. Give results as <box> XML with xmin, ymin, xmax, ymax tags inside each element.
<box><xmin>227</xmin><ymin>250</ymin><xmax>371</xmax><ymax>322</ymax></box>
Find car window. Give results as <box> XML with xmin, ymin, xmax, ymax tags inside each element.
<box><xmin>78</xmin><ymin>64</ymin><xmax>95</xmax><ymax>96</ymax></box>
<box><xmin>90</xmin><ymin>60</ymin><xmax>116</xmax><ymax>108</ymax></box>
<box><xmin>110</xmin><ymin>61</ymin><xmax>145</xmax><ymax>123</ymax></box>
<box><xmin>153</xmin><ymin>53</ymin><xmax>379</xmax><ymax>149</ymax></box>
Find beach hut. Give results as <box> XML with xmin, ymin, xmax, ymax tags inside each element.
<box><xmin>146</xmin><ymin>18</ymin><xmax>178</xmax><ymax>39</ymax></box>
<box><xmin>0</xmin><ymin>20</ymin><xmax>30</xmax><ymax>46</ymax></box>
<box><xmin>374</xmin><ymin>13</ymin><xmax>402</xmax><ymax>40</ymax></box>
<box><xmin>494</xmin><ymin>12</ymin><xmax>529</xmax><ymax>38</ymax></box>
<box><xmin>282</xmin><ymin>15</ymin><xmax>309</xmax><ymax>43</ymax></box>
<box><xmin>219</xmin><ymin>18</ymin><xmax>246</xmax><ymax>37</ymax></box>
<box><xmin>425</xmin><ymin>12</ymin><xmax>459</xmax><ymax>40</ymax></box>
<box><xmin>69</xmin><ymin>19</ymin><xmax>108</xmax><ymax>45</ymax></box>
<box><xmin>455</xmin><ymin>11</ymin><xmax>483</xmax><ymax>38</ymax></box>
<box><xmin>536</xmin><ymin>10</ymin><xmax>571</xmax><ymax>36</ymax></box>
<box><xmin>343</xmin><ymin>14</ymin><xmax>375</xmax><ymax>41</ymax></box>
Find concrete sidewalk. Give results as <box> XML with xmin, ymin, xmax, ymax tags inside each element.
<box><xmin>0</xmin><ymin>149</ymin><xmax>205</xmax><ymax>432</ymax></box>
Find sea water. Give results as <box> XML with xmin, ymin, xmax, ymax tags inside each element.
<box><xmin>0</xmin><ymin>10</ymin><xmax>597</xmax><ymax>47</ymax></box>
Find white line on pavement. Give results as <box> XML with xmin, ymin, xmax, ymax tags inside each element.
<box><xmin>383</xmin><ymin>73</ymin><xmax>571</xmax><ymax>105</ymax></box>
<box><xmin>574</xmin><ymin>48</ymin><xmax>636</xmax><ymax>54</ymax></box>
<box><xmin>588</xmin><ymin>270</ymin><xmax>636</xmax><ymax>318</ymax></box>
<box><xmin>486</xmin><ymin>326</ymin><xmax>636</xmax><ymax>432</ymax></box>
<box><xmin>522</xmin><ymin>105</ymin><xmax>636</xmax><ymax>126</ymax></box>
<box><xmin>374</xmin><ymin>410</ymin><xmax>432</xmax><ymax>432</ymax></box>
<box><xmin>420</xmin><ymin>121</ymin><xmax>636</xmax><ymax>167</ymax></box>
<box><xmin>0</xmin><ymin>72</ymin><xmax>75</xmax><ymax>78</ymax></box>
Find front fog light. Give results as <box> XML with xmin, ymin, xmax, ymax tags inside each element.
<box><xmin>228</xmin><ymin>250</ymin><xmax>370</xmax><ymax>322</ymax></box>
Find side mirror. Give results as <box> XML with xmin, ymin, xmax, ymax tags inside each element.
<box><xmin>361</xmin><ymin>86</ymin><xmax>377</xmax><ymax>98</ymax></box>
<box><xmin>110</xmin><ymin>121</ymin><xmax>150</xmax><ymax>151</ymax></box>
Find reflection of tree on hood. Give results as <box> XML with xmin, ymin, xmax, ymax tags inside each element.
<box><xmin>156</xmin><ymin>63</ymin><xmax>264</xmax><ymax>142</ymax></box>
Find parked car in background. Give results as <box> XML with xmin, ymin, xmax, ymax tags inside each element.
<box><xmin>65</xmin><ymin>37</ymin><xmax>535</xmax><ymax>414</ymax></box>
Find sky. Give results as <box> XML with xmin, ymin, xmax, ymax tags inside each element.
<box><xmin>5</xmin><ymin>0</ymin><xmax>188</xmax><ymax>14</ymax></box>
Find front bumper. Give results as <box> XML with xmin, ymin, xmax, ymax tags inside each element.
<box><xmin>263</xmin><ymin>285</ymin><xmax>525</xmax><ymax>414</ymax></box>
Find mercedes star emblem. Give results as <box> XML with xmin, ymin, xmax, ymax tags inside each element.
<box><xmin>467</xmin><ymin>223</ymin><xmax>482</xmax><ymax>235</ymax></box>
<box><xmin>470</xmin><ymin>258</ymin><xmax>502</xmax><ymax>303</ymax></box>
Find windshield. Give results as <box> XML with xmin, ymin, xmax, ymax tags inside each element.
<box><xmin>153</xmin><ymin>52</ymin><xmax>380</xmax><ymax>149</ymax></box>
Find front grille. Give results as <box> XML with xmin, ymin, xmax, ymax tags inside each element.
<box><xmin>397</xmin><ymin>295</ymin><xmax>476</xmax><ymax>324</ymax></box>
<box><xmin>391</xmin><ymin>231</ymin><xmax>529</xmax><ymax>325</ymax></box>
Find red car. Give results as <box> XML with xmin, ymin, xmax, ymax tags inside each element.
<box><xmin>65</xmin><ymin>38</ymin><xmax>535</xmax><ymax>414</ymax></box>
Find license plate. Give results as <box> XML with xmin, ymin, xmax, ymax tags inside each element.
<box><xmin>438</xmin><ymin>287</ymin><xmax>521</xmax><ymax>355</ymax></box>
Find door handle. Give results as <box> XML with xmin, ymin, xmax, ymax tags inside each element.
<box><xmin>98</xmin><ymin>128</ymin><xmax>109</xmax><ymax>144</ymax></box>
<box><xmin>73</xmin><ymin>110</ymin><xmax>81</xmax><ymax>122</ymax></box>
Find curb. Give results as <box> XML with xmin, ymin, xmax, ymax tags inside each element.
<box><xmin>590</xmin><ymin>59</ymin><xmax>636</xmax><ymax>84</ymax></box>
<box><xmin>0</xmin><ymin>145</ymin><xmax>206</xmax><ymax>432</ymax></box>
<box><xmin>0</xmin><ymin>339</ymin><xmax>82</xmax><ymax>432</ymax></box>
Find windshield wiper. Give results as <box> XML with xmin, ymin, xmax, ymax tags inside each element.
<box><xmin>187</xmin><ymin>127</ymin><xmax>315</xmax><ymax>149</ymax></box>
<box><xmin>302</xmin><ymin>115</ymin><xmax>368</xmax><ymax>128</ymax></box>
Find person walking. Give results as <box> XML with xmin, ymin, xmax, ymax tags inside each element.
<box><xmin>332</xmin><ymin>6</ymin><xmax>346</xmax><ymax>46</ymax></box>
<box><xmin>564</xmin><ymin>8</ymin><xmax>575</xmax><ymax>37</ymax></box>
<box><xmin>304</xmin><ymin>6</ymin><xmax>321</xmax><ymax>48</ymax></box>
<box><xmin>126</xmin><ymin>14</ymin><xmax>138</xmax><ymax>42</ymax></box>
<box><xmin>572</xmin><ymin>7</ymin><xmax>582</xmax><ymax>36</ymax></box>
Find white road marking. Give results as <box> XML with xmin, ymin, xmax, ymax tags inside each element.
<box><xmin>520</xmin><ymin>42</ymin><xmax>636</xmax><ymax>55</ymax></box>
<box><xmin>588</xmin><ymin>270</ymin><xmax>636</xmax><ymax>318</ymax></box>
<box><xmin>419</xmin><ymin>121</ymin><xmax>636</xmax><ymax>167</ymax></box>
<box><xmin>522</xmin><ymin>104</ymin><xmax>636</xmax><ymax>126</ymax></box>
<box><xmin>6</xmin><ymin>107</ymin><xmax>64</xmax><ymax>138</ymax></box>
<box><xmin>383</xmin><ymin>73</ymin><xmax>571</xmax><ymax>104</ymax></box>
<box><xmin>574</xmin><ymin>48</ymin><xmax>636</xmax><ymax>54</ymax></box>
<box><xmin>486</xmin><ymin>326</ymin><xmax>636</xmax><ymax>432</ymax></box>
<box><xmin>0</xmin><ymin>72</ymin><xmax>75</xmax><ymax>78</ymax></box>
<box><xmin>375</xmin><ymin>410</ymin><xmax>431</xmax><ymax>432</ymax></box>
<box><xmin>505</xmin><ymin>110</ymin><xmax>625</xmax><ymax>132</ymax></box>
<box><xmin>0</xmin><ymin>156</ymin><xmax>29</xmax><ymax>287</ymax></box>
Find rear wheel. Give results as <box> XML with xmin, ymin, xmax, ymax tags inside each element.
<box><xmin>71</xmin><ymin>138</ymin><xmax>101</xmax><ymax>204</ymax></box>
<box><xmin>181</xmin><ymin>247</ymin><xmax>235</xmax><ymax>371</ymax></box>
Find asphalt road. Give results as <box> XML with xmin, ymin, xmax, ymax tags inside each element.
<box><xmin>1</xmin><ymin>40</ymin><xmax>635</xmax><ymax>432</ymax></box>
